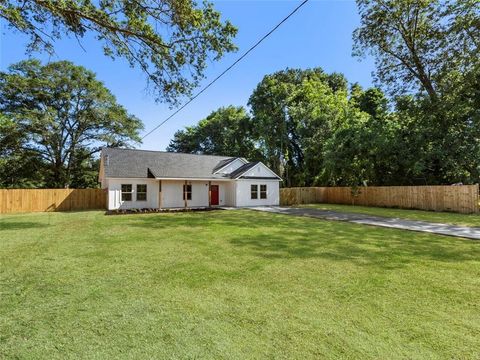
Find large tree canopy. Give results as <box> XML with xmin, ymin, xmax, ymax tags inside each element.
<box><xmin>167</xmin><ymin>1</ymin><xmax>479</xmax><ymax>187</ymax></box>
<box><xmin>0</xmin><ymin>0</ymin><xmax>237</xmax><ymax>104</ymax></box>
<box><xmin>352</xmin><ymin>0</ymin><xmax>480</xmax><ymax>184</ymax></box>
<box><xmin>248</xmin><ymin>68</ymin><xmax>352</xmax><ymax>186</ymax></box>
<box><xmin>353</xmin><ymin>0</ymin><xmax>479</xmax><ymax>102</ymax></box>
<box><xmin>169</xmin><ymin>63</ymin><xmax>479</xmax><ymax>187</ymax></box>
<box><xmin>0</xmin><ymin>59</ymin><xmax>143</xmax><ymax>188</ymax></box>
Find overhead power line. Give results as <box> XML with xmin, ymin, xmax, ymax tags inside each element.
<box><xmin>141</xmin><ymin>0</ymin><xmax>310</xmax><ymax>140</ymax></box>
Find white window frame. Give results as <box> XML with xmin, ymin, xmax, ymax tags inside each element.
<box><xmin>251</xmin><ymin>184</ymin><xmax>258</xmax><ymax>199</ymax></box>
<box><xmin>121</xmin><ymin>184</ymin><xmax>132</xmax><ymax>201</ymax></box>
<box><xmin>136</xmin><ymin>184</ymin><xmax>147</xmax><ymax>201</ymax></box>
<box><xmin>260</xmin><ymin>184</ymin><xmax>267</xmax><ymax>199</ymax></box>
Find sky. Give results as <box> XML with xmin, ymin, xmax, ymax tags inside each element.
<box><xmin>0</xmin><ymin>0</ymin><xmax>376</xmax><ymax>151</ymax></box>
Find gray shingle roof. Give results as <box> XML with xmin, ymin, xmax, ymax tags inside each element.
<box><xmin>102</xmin><ymin>148</ymin><xmax>235</xmax><ymax>179</ymax></box>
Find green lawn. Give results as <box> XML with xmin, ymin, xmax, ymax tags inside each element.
<box><xmin>302</xmin><ymin>203</ymin><xmax>480</xmax><ymax>227</ymax></box>
<box><xmin>1</xmin><ymin>210</ymin><xmax>479</xmax><ymax>359</ymax></box>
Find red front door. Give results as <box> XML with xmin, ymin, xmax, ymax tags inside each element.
<box><xmin>210</xmin><ymin>185</ymin><xmax>219</xmax><ymax>206</ymax></box>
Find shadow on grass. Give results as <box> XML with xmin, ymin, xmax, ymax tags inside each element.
<box><xmin>0</xmin><ymin>221</ymin><xmax>50</xmax><ymax>231</ymax></box>
<box><xmin>126</xmin><ymin>210</ymin><xmax>480</xmax><ymax>268</ymax></box>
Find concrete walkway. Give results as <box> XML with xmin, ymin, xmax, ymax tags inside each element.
<box><xmin>253</xmin><ymin>206</ymin><xmax>480</xmax><ymax>240</ymax></box>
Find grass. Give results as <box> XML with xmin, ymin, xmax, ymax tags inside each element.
<box><xmin>301</xmin><ymin>203</ymin><xmax>480</xmax><ymax>227</ymax></box>
<box><xmin>1</xmin><ymin>210</ymin><xmax>480</xmax><ymax>359</ymax></box>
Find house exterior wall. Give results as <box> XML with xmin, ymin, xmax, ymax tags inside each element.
<box><xmin>105</xmin><ymin>177</ymin><xmax>279</xmax><ymax>209</ymax></box>
<box><xmin>106</xmin><ymin>178</ymin><xmax>159</xmax><ymax>210</ymax></box>
<box><xmin>234</xmin><ymin>180</ymin><xmax>280</xmax><ymax>207</ymax></box>
<box><xmin>161</xmin><ymin>180</ymin><xmax>209</xmax><ymax>208</ymax></box>
<box><xmin>223</xmin><ymin>181</ymin><xmax>235</xmax><ymax>206</ymax></box>
<box><xmin>214</xmin><ymin>181</ymin><xmax>229</xmax><ymax>207</ymax></box>
<box><xmin>161</xmin><ymin>180</ymin><xmax>231</xmax><ymax>208</ymax></box>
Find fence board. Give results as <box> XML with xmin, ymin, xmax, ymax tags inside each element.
<box><xmin>280</xmin><ymin>185</ymin><xmax>479</xmax><ymax>214</ymax></box>
<box><xmin>0</xmin><ymin>189</ymin><xmax>106</xmax><ymax>214</ymax></box>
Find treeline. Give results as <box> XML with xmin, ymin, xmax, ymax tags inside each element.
<box><xmin>1</xmin><ymin>0</ymin><xmax>478</xmax><ymax>188</ymax></box>
<box><xmin>167</xmin><ymin>68</ymin><xmax>478</xmax><ymax>186</ymax></box>
<box><xmin>169</xmin><ymin>0</ymin><xmax>480</xmax><ymax>187</ymax></box>
<box><xmin>0</xmin><ymin>0</ymin><xmax>236</xmax><ymax>189</ymax></box>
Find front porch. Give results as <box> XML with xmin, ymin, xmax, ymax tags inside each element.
<box><xmin>157</xmin><ymin>179</ymin><xmax>234</xmax><ymax>209</ymax></box>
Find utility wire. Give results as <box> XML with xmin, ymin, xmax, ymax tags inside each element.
<box><xmin>141</xmin><ymin>0</ymin><xmax>310</xmax><ymax>140</ymax></box>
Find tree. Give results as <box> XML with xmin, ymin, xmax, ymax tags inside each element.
<box><xmin>353</xmin><ymin>0</ymin><xmax>480</xmax><ymax>185</ymax></box>
<box><xmin>353</xmin><ymin>0</ymin><xmax>479</xmax><ymax>102</ymax></box>
<box><xmin>322</xmin><ymin>108</ymin><xmax>421</xmax><ymax>186</ymax></box>
<box><xmin>0</xmin><ymin>0</ymin><xmax>237</xmax><ymax>104</ymax></box>
<box><xmin>349</xmin><ymin>83</ymin><xmax>389</xmax><ymax>120</ymax></box>
<box><xmin>248</xmin><ymin>68</ymin><xmax>349</xmax><ymax>186</ymax></box>
<box><xmin>0</xmin><ymin>59</ymin><xmax>143</xmax><ymax>188</ymax></box>
<box><xmin>167</xmin><ymin>106</ymin><xmax>262</xmax><ymax>160</ymax></box>
<box><xmin>0</xmin><ymin>114</ymin><xmax>46</xmax><ymax>187</ymax></box>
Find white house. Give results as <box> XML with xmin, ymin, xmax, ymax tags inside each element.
<box><xmin>98</xmin><ymin>148</ymin><xmax>282</xmax><ymax>210</ymax></box>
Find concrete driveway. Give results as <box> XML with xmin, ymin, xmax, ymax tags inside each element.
<box><xmin>253</xmin><ymin>206</ymin><xmax>480</xmax><ymax>240</ymax></box>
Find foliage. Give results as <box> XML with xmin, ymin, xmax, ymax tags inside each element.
<box><xmin>0</xmin><ymin>59</ymin><xmax>143</xmax><ymax>188</ymax></box>
<box><xmin>353</xmin><ymin>0</ymin><xmax>479</xmax><ymax>101</ymax></box>
<box><xmin>0</xmin><ymin>114</ymin><xmax>45</xmax><ymax>188</ymax></box>
<box><xmin>170</xmin><ymin>62</ymin><xmax>478</xmax><ymax>186</ymax></box>
<box><xmin>167</xmin><ymin>106</ymin><xmax>263</xmax><ymax>160</ymax></box>
<box><xmin>0</xmin><ymin>0</ymin><xmax>237</xmax><ymax>104</ymax></box>
<box><xmin>248</xmin><ymin>68</ymin><xmax>350</xmax><ymax>186</ymax></box>
<box><xmin>352</xmin><ymin>0</ymin><xmax>479</xmax><ymax>183</ymax></box>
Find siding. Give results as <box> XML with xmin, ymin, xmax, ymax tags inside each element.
<box><xmin>107</xmin><ymin>178</ymin><xmax>159</xmax><ymax>210</ymax></box>
<box><xmin>161</xmin><ymin>180</ymin><xmax>229</xmax><ymax>208</ymax></box>
<box><xmin>105</xmin><ymin>178</ymin><xmax>280</xmax><ymax>209</ymax></box>
<box><xmin>235</xmin><ymin>180</ymin><xmax>280</xmax><ymax>207</ymax></box>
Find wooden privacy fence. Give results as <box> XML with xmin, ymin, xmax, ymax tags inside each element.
<box><xmin>280</xmin><ymin>185</ymin><xmax>479</xmax><ymax>214</ymax></box>
<box><xmin>0</xmin><ymin>189</ymin><xmax>107</xmax><ymax>214</ymax></box>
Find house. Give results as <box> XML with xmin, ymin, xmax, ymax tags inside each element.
<box><xmin>98</xmin><ymin>148</ymin><xmax>282</xmax><ymax>210</ymax></box>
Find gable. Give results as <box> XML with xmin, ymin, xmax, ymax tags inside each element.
<box><xmin>233</xmin><ymin>162</ymin><xmax>281</xmax><ymax>180</ymax></box>
<box><xmin>214</xmin><ymin>158</ymin><xmax>247</xmax><ymax>175</ymax></box>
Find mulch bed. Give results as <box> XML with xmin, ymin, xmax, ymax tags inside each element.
<box><xmin>105</xmin><ymin>207</ymin><xmax>223</xmax><ymax>215</ymax></box>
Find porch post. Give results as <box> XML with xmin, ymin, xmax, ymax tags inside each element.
<box><xmin>184</xmin><ymin>180</ymin><xmax>188</xmax><ymax>209</ymax></box>
<box><xmin>208</xmin><ymin>181</ymin><xmax>211</xmax><ymax>207</ymax></box>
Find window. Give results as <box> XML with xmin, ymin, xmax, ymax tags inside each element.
<box><xmin>260</xmin><ymin>184</ymin><xmax>267</xmax><ymax>199</ymax></box>
<box><xmin>183</xmin><ymin>184</ymin><xmax>192</xmax><ymax>200</ymax></box>
<box><xmin>136</xmin><ymin>184</ymin><xmax>147</xmax><ymax>201</ymax></box>
<box><xmin>121</xmin><ymin>184</ymin><xmax>132</xmax><ymax>201</ymax></box>
<box><xmin>251</xmin><ymin>184</ymin><xmax>258</xmax><ymax>199</ymax></box>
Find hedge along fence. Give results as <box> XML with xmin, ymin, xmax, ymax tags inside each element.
<box><xmin>280</xmin><ymin>185</ymin><xmax>480</xmax><ymax>214</ymax></box>
<box><xmin>0</xmin><ymin>189</ymin><xmax>107</xmax><ymax>214</ymax></box>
